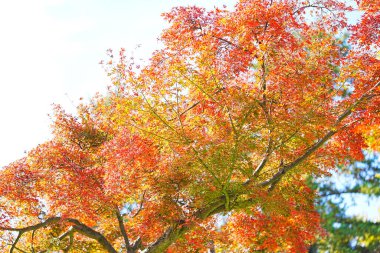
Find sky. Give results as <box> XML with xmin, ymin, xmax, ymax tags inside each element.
<box><xmin>0</xmin><ymin>0</ymin><xmax>234</xmax><ymax>167</ymax></box>
<box><xmin>0</xmin><ymin>0</ymin><xmax>378</xmax><ymax>220</ymax></box>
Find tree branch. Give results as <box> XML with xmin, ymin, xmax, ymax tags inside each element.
<box><xmin>253</xmin><ymin>138</ymin><xmax>273</xmax><ymax>178</ymax></box>
<box><xmin>0</xmin><ymin>217</ymin><xmax>119</xmax><ymax>253</ymax></box>
<box><xmin>141</xmin><ymin>221</ymin><xmax>190</xmax><ymax>253</ymax></box>
<box><xmin>115</xmin><ymin>207</ymin><xmax>131</xmax><ymax>252</ymax></box>
<box><xmin>10</xmin><ymin>231</ymin><xmax>23</xmax><ymax>253</ymax></box>
<box><xmin>63</xmin><ymin>232</ymin><xmax>74</xmax><ymax>253</ymax></box>
<box><xmin>31</xmin><ymin>228</ymin><xmax>36</xmax><ymax>253</ymax></box>
<box><xmin>142</xmin><ymin>197</ymin><xmax>226</xmax><ymax>253</ymax></box>
<box><xmin>168</xmin><ymin>87</ymin><xmax>226</xmax><ymax>121</ymax></box>
<box><xmin>259</xmin><ymin>80</ymin><xmax>380</xmax><ymax>189</ymax></box>
<box><xmin>58</xmin><ymin>227</ymin><xmax>75</xmax><ymax>253</ymax></box>
<box><xmin>0</xmin><ymin>217</ymin><xmax>61</xmax><ymax>232</ymax></box>
<box><xmin>67</xmin><ymin>218</ymin><xmax>117</xmax><ymax>253</ymax></box>
<box><xmin>131</xmin><ymin>191</ymin><xmax>146</xmax><ymax>218</ymax></box>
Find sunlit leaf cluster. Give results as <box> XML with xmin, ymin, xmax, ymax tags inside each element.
<box><xmin>0</xmin><ymin>0</ymin><xmax>379</xmax><ymax>252</ymax></box>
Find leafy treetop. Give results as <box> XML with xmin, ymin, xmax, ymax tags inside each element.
<box><xmin>0</xmin><ymin>0</ymin><xmax>379</xmax><ymax>252</ymax></box>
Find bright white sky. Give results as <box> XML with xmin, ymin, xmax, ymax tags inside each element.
<box><xmin>0</xmin><ymin>0</ymin><xmax>234</xmax><ymax>167</ymax></box>
<box><xmin>0</xmin><ymin>0</ymin><xmax>378</xmax><ymax>220</ymax></box>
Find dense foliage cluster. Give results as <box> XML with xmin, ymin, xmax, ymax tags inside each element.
<box><xmin>0</xmin><ymin>0</ymin><xmax>379</xmax><ymax>252</ymax></box>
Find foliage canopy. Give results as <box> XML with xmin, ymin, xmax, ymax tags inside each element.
<box><xmin>0</xmin><ymin>0</ymin><xmax>379</xmax><ymax>252</ymax></box>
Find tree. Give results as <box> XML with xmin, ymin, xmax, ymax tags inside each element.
<box><xmin>0</xmin><ymin>0</ymin><xmax>379</xmax><ymax>252</ymax></box>
<box><xmin>312</xmin><ymin>151</ymin><xmax>380</xmax><ymax>253</ymax></box>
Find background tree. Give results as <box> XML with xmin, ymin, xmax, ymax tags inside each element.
<box><xmin>0</xmin><ymin>0</ymin><xmax>379</xmax><ymax>252</ymax></box>
<box><xmin>312</xmin><ymin>151</ymin><xmax>380</xmax><ymax>253</ymax></box>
